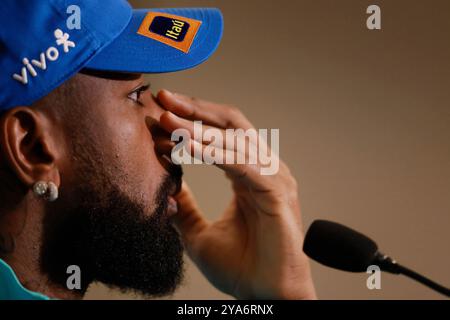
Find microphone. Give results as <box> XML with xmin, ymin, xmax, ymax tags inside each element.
<box><xmin>303</xmin><ymin>220</ymin><xmax>450</xmax><ymax>297</ymax></box>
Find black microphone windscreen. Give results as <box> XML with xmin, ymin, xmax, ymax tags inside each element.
<box><xmin>303</xmin><ymin>220</ymin><xmax>379</xmax><ymax>272</ymax></box>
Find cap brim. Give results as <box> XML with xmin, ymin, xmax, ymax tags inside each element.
<box><xmin>85</xmin><ymin>8</ymin><xmax>223</xmax><ymax>74</ymax></box>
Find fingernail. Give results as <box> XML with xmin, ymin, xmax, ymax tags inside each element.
<box><xmin>166</xmin><ymin>111</ymin><xmax>179</xmax><ymax>120</ymax></box>
<box><xmin>162</xmin><ymin>90</ymin><xmax>194</xmax><ymax>114</ymax></box>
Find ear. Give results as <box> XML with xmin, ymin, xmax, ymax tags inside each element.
<box><xmin>0</xmin><ymin>107</ymin><xmax>60</xmax><ymax>191</ymax></box>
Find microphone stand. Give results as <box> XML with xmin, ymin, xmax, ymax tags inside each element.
<box><xmin>375</xmin><ymin>252</ymin><xmax>450</xmax><ymax>297</ymax></box>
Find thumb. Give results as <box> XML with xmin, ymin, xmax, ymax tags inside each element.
<box><xmin>172</xmin><ymin>181</ymin><xmax>209</xmax><ymax>243</ymax></box>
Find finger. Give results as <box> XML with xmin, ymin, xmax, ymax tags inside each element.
<box><xmin>189</xmin><ymin>139</ymin><xmax>274</xmax><ymax>192</ymax></box>
<box><xmin>172</xmin><ymin>181</ymin><xmax>209</xmax><ymax>243</ymax></box>
<box><xmin>160</xmin><ymin>111</ymin><xmax>260</xmax><ymax>155</ymax></box>
<box><xmin>157</xmin><ymin>89</ymin><xmax>254</xmax><ymax>130</ymax></box>
<box><xmin>153</xmin><ymin>136</ymin><xmax>175</xmax><ymax>156</ymax></box>
<box><xmin>160</xmin><ymin>111</ymin><xmax>241</xmax><ymax>152</ymax></box>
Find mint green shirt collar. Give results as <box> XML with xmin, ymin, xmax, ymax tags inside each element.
<box><xmin>0</xmin><ymin>258</ymin><xmax>49</xmax><ymax>300</ymax></box>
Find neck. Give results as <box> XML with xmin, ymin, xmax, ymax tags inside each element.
<box><xmin>3</xmin><ymin>255</ymin><xmax>83</xmax><ymax>300</ymax></box>
<box><xmin>0</xmin><ymin>196</ymin><xmax>83</xmax><ymax>300</ymax></box>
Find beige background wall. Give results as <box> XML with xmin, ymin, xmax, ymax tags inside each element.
<box><xmin>85</xmin><ymin>0</ymin><xmax>450</xmax><ymax>299</ymax></box>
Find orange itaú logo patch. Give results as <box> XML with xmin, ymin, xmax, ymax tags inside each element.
<box><xmin>137</xmin><ymin>12</ymin><xmax>202</xmax><ymax>53</ymax></box>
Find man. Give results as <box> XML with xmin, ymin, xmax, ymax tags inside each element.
<box><xmin>0</xmin><ymin>0</ymin><xmax>316</xmax><ymax>300</ymax></box>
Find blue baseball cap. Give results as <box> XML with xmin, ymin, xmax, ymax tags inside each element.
<box><xmin>0</xmin><ymin>0</ymin><xmax>224</xmax><ymax>111</ymax></box>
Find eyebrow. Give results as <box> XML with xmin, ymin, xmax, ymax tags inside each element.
<box><xmin>132</xmin><ymin>83</ymin><xmax>151</xmax><ymax>92</ymax></box>
<box><xmin>79</xmin><ymin>68</ymin><xmax>143</xmax><ymax>81</ymax></box>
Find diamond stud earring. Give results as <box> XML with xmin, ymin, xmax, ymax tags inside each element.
<box><xmin>32</xmin><ymin>181</ymin><xmax>59</xmax><ymax>202</ymax></box>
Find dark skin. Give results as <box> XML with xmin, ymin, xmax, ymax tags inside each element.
<box><xmin>0</xmin><ymin>71</ymin><xmax>172</xmax><ymax>299</ymax></box>
<box><xmin>0</xmin><ymin>71</ymin><xmax>316</xmax><ymax>299</ymax></box>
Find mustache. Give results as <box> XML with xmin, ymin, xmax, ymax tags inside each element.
<box><xmin>152</xmin><ymin>164</ymin><xmax>183</xmax><ymax>222</ymax></box>
<box><xmin>166</xmin><ymin>161</ymin><xmax>183</xmax><ymax>195</ymax></box>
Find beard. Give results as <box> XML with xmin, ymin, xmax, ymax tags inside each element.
<box><xmin>40</xmin><ymin>143</ymin><xmax>184</xmax><ymax>298</ymax></box>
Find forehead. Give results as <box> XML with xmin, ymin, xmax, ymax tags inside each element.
<box><xmin>74</xmin><ymin>70</ymin><xmax>144</xmax><ymax>98</ymax></box>
<box><xmin>72</xmin><ymin>69</ymin><xmax>143</xmax><ymax>100</ymax></box>
<box><xmin>34</xmin><ymin>70</ymin><xmax>144</xmax><ymax>120</ymax></box>
<box><xmin>65</xmin><ymin>70</ymin><xmax>144</xmax><ymax>96</ymax></box>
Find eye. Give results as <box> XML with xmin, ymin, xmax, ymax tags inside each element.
<box><xmin>128</xmin><ymin>83</ymin><xmax>151</xmax><ymax>106</ymax></box>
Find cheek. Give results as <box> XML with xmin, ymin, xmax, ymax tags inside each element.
<box><xmin>107</xmin><ymin>115</ymin><xmax>166</xmax><ymax>202</ymax></box>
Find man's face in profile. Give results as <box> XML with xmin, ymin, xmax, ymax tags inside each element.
<box><xmin>37</xmin><ymin>70</ymin><xmax>184</xmax><ymax>297</ymax></box>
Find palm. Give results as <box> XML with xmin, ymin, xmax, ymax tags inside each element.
<box><xmin>185</xmin><ymin>196</ymin><xmax>251</xmax><ymax>296</ymax></box>
<box><xmin>181</xmin><ymin>177</ymin><xmax>279</xmax><ymax>298</ymax></box>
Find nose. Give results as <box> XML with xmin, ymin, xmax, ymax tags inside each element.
<box><xmin>144</xmin><ymin>92</ymin><xmax>167</xmax><ymax>122</ymax></box>
<box><xmin>142</xmin><ymin>89</ymin><xmax>177</xmax><ymax>158</ymax></box>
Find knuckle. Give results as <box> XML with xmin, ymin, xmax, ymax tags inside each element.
<box><xmin>279</xmin><ymin>175</ymin><xmax>299</xmax><ymax>202</ymax></box>
<box><xmin>226</xmin><ymin>104</ymin><xmax>242</xmax><ymax>117</ymax></box>
<box><xmin>189</xmin><ymin>96</ymin><xmax>200</xmax><ymax>104</ymax></box>
<box><xmin>287</xmin><ymin>176</ymin><xmax>298</xmax><ymax>191</ymax></box>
